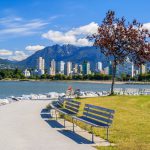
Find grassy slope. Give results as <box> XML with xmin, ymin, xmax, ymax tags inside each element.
<box><xmin>75</xmin><ymin>96</ymin><xmax>150</xmax><ymax>150</ymax></box>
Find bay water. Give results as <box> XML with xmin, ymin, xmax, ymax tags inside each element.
<box><xmin>0</xmin><ymin>81</ymin><xmax>150</xmax><ymax>98</ymax></box>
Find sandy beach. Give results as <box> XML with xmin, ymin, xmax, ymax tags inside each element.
<box><xmin>1</xmin><ymin>79</ymin><xmax>150</xmax><ymax>85</ymax></box>
<box><xmin>0</xmin><ymin>100</ymin><xmax>95</xmax><ymax>150</ymax></box>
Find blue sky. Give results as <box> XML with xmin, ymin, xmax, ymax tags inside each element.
<box><xmin>0</xmin><ymin>0</ymin><xmax>150</xmax><ymax>61</ymax></box>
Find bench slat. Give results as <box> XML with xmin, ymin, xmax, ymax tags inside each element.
<box><xmin>65</xmin><ymin>105</ymin><xmax>79</xmax><ymax>113</ymax></box>
<box><xmin>73</xmin><ymin>116</ymin><xmax>109</xmax><ymax>127</ymax></box>
<box><xmin>57</xmin><ymin>103</ymin><xmax>63</xmax><ymax>108</ymax></box>
<box><xmin>66</xmin><ymin>99</ymin><xmax>80</xmax><ymax>105</ymax></box>
<box><xmin>85</xmin><ymin>104</ymin><xmax>115</xmax><ymax>114</ymax></box>
<box><xmin>66</xmin><ymin>101</ymin><xmax>80</xmax><ymax>109</ymax></box>
<box><xmin>57</xmin><ymin>108</ymin><xmax>76</xmax><ymax>115</ymax></box>
<box><xmin>84</xmin><ymin>107</ymin><xmax>113</xmax><ymax>119</ymax></box>
<box><xmin>83</xmin><ymin>112</ymin><xmax>112</xmax><ymax>124</ymax></box>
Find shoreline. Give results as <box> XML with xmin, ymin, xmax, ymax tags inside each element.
<box><xmin>0</xmin><ymin>79</ymin><xmax>150</xmax><ymax>85</ymax></box>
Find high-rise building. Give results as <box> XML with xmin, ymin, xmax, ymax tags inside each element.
<box><xmin>37</xmin><ymin>57</ymin><xmax>45</xmax><ymax>70</ymax></box>
<box><xmin>104</xmin><ymin>67</ymin><xmax>109</xmax><ymax>75</ymax></box>
<box><xmin>65</xmin><ymin>61</ymin><xmax>72</xmax><ymax>76</ymax></box>
<box><xmin>116</xmin><ymin>59</ymin><xmax>134</xmax><ymax>77</ymax></box>
<box><xmin>57</xmin><ymin>61</ymin><xmax>65</xmax><ymax>74</ymax></box>
<box><xmin>139</xmin><ymin>64</ymin><xmax>146</xmax><ymax>74</ymax></box>
<box><xmin>135</xmin><ymin>70</ymin><xmax>139</xmax><ymax>76</ymax></box>
<box><xmin>49</xmin><ymin>59</ymin><xmax>56</xmax><ymax>75</ymax></box>
<box><xmin>37</xmin><ymin>57</ymin><xmax>45</xmax><ymax>75</ymax></box>
<box><xmin>73</xmin><ymin>64</ymin><xmax>78</xmax><ymax>74</ymax></box>
<box><xmin>82</xmin><ymin>61</ymin><xmax>91</xmax><ymax>75</ymax></box>
<box><xmin>79</xmin><ymin>65</ymin><xmax>83</xmax><ymax>74</ymax></box>
<box><xmin>96</xmin><ymin>62</ymin><xmax>103</xmax><ymax>72</ymax></box>
<box><xmin>147</xmin><ymin>63</ymin><xmax>150</xmax><ymax>73</ymax></box>
<box><xmin>105</xmin><ymin>61</ymin><xmax>113</xmax><ymax>75</ymax></box>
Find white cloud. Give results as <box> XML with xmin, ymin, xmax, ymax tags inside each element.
<box><xmin>0</xmin><ymin>16</ymin><xmax>48</xmax><ymax>37</ymax></box>
<box><xmin>23</xmin><ymin>19</ymin><xmax>48</xmax><ymax>29</ymax></box>
<box><xmin>49</xmin><ymin>15</ymin><xmax>64</xmax><ymax>21</ymax></box>
<box><xmin>25</xmin><ymin>45</ymin><xmax>45</xmax><ymax>51</ymax></box>
<box><xmin>76</xmin><ymin>38</ymin><xmax>93</xmax><ymax>46</ymax></box>
<box><xmin>10</xmin><ymin>51</ymin><xmax>28</xmax><ymax>61</ymax></box>
<box><xmin>0</xmin><ymin>49</ymin><xmax>13</xmax><ymax>56</ymax></box>
<box><xmin>0</xmin><ymin>49</ymin><xmax>28</xmax><ymax>61</ymax></box>
<box><xmin>67</xmin><ymin>22</ymin><xmax>99</xmax><ymax>35</ymax></box>
<box><xmin>143</xmin><ymin>23</ymin><xmax>150</xmax><ymax>31</ymax></box>
<box><xmin>42</xmin><ymin>30</ymin><xmax>76</xmax><ymax>44</ymax></box>
<box><xmin>42</xmin><ymin>22</ymin><xmax>98</xmax><ymax>46</ymax></box>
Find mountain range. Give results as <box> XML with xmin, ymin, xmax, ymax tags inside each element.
<box><xmin>0</xmin><ymin>45</ymin><xmax>109</xmax><ymax>70</ymax></box>
<box><xmin>0</xmin><ymin>58</ymin><xmax>17</xmax><ymax>68</ymax></box>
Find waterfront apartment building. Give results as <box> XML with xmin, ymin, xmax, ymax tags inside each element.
<box><xmin>34</xmin><ymin>58</ymin><xmax>145</xmax><ymax>77</ymax></box>
<box><xmin>73</xmin><ymin>63</ymin><xmax>78</xmax><ymax>74</ymax></box>
<box><xmin>79</xmin><ymin>65</ymin><xmax>83</xmax><ymax>74</ymax></box>
<box><xmin>49</xmin><ymin>59</ymin><xmax>56</xmax><ymax>75</ymax></box>
<box><xmin>96</xmin><ymin>62</ymin><xmax>103</xmax><ymax>72</ymax></box>
<box><xmin>139</xmin><ymin>64</ymin><xmax>146</xmax><ymax>74</ymax></box>
<box><xmin>37</xmin><ymin>57</ymin><xmax>45</xmax><ymax>75</ymax></box>
<box><xmin>65</xmin><ymin>61</ymin><xmax>72</xmax><ymax>76</ymax></box>
<box><xmin>116</xmin><ymin>59</ymin><xmax>134</xmax><ymax>77</ymax></box>
<box><xmin>104</xmin><ymin>66</ymin><xmax>109</xmax><ymax>75</ymax></box>
<box><xmin>82</xmin><ymin>61</ymin><xmax>91</xmax><ymax>75</ymax></box>
<box><xmin>57</xmin><ymin>61</ymin><xmax>65</xmax><ymax>74</ymax></box>
<box><xmin>147</xmin><ymin>63</ymin><xmax>150</xmax><ymax>73</ymax></box>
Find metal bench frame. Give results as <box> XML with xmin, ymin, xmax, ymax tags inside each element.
<box><xmin>51</xmin><ymin>97</ymin><xmax>80</xmax><ymax>127</ymax></box>
<box><xmin>72</xmin><ymin>104</ymin><xmax>115</xmax><ymax>142</ymax></box>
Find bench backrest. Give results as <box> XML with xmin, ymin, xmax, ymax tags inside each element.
<box><xmin>83</xmin><ymin>104</ymin><xmax>115</xmax><ymax>126</ymax></box>
<box><xmin>64</xmin><ymin>99</ymin><xmax>81</xmax><ymax>114</ymax></box>
<box><xmin>57</xmin><ymin>97</ymin><xmax>65</xmax><ymax>107</ymax></box>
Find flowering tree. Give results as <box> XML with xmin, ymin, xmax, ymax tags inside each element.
<box><xmin>90</xmin><ymin>10</ymin><xmax>150</xmax><ymax>95</ymax></box>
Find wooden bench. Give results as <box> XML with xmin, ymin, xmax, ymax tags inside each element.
<box><xmin>51</xmin><ymin>96</ymin><xmax>65</xmax><ymax>109</ymax></box>
<box><xmin>51</xmin><ymin>98</ymin><xmax>81</xmax><ymax>127</ymax></box>
<box><xmin>72</xmin><ymin>104</ymin><xmax>115</xmax><ymax>142</ymax></box>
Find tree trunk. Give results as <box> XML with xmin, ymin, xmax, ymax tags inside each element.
<box><xmin>110</xmin><ymin>61</ymin><xmax>117</xmax><ymax>95</ymax></box>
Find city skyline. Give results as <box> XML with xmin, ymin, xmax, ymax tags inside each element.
<box><xmin>23</xmin><ymin>57</ymin><xmax>147</xmax><ymax>77</ymax></box>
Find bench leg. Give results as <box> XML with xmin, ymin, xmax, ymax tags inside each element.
<box><xmin>64</xmin><ymin>118</ymin><xmax>66</xmax><ymax>127</ymax></box>
<box><xmin>50</xmin><ymin>109</ymin><xmax>53</xmax><ymax>118</ymax></box>
<box><xmin>72</xmin><ymin>118</ymin><xmax>75</xmax><ymax>132</ymax></box>
<box><xmin>55</xmin><ymin>110</ymin><xmax>58</xmax><ymax>121</ymax></box>
<box><xmin>91</xmin><ymin>126</ymin><xmax>94</xmax><ymax>143</ymax></box>
<box><xmin>106</xmin><ymin>128</ymin><xmax>109</xmax><ymax>141</ymax></box>
<box><xmin>52</xmin><ymin>109</ymin><xmax>55</xmax><ymax>118</ymax></box>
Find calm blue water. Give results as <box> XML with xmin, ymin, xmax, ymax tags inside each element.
<box><xmin>0</xmin><ymin>81</ymin><xmax>150</xmax><ymax>98</ymax></box>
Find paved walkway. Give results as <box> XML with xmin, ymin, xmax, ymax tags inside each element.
<box><xmin>0</xmin><ymin>100</ymin><xmax>95</xmax><ymax>150</ymax></box>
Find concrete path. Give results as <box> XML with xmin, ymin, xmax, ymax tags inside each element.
<box><xmin>0</xmin><ymin>100</ymin><xmax>95</xmax><ymax>150</ymax></box>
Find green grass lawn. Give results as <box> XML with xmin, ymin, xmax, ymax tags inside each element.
<box><xmin>75</xmin><ymin>96</ymin><xmax>150</xmax><ymax>150</ymax></box>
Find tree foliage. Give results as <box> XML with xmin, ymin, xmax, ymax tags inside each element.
<box><xmin>0</xmin><ymin>68</ymin><xmax>25</xmax><ymax>79</ymax></box>
<box><xmin>90</xmin><ymin>10</ymin><xmax>150</xmax><ymax>94</ymax></box>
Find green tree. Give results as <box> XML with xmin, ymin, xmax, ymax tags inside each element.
<box><xmin>90</xmin><ymin>10</ymin><xmax>150</xmax><ymax>95</ymax></box>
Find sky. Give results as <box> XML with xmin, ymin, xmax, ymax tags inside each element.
<box><xmin>0</xmin><ymin>0</ymin><xmax>150</xmax><ymax>61</ymax></box>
